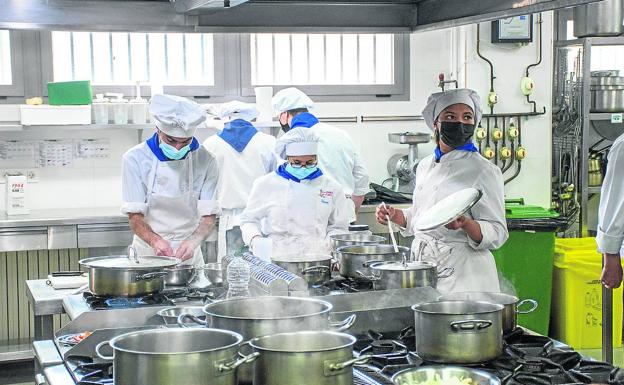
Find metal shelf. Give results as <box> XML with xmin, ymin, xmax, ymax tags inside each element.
<box><xmin>556</xmin><ymin>36</ymin><xmax>624</xmax><ymax>48</ymax></box>
<box><xmin>590</xmin><ymin>113</ymin><xmax>624</xmax><ymax>121</ymax></box>
<box><xmin>0</xmin><ymin>338</ymin><xmax>33</xmax><ymax>362</ymax></box>
<box><xmin>22</xmin><ymin>124</ymin><xmax>151</xmax><ymax>131</ymax></box>
<box><xmin>588</xmin><ymin>186</ymin><xmax>602</xmax><ymax>194</ymax></box>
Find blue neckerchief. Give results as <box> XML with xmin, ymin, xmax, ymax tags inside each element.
<box><xmin>146</xmin><ymin>133</ymin><xmax>200</xmax><ymax>161</ymax></box>
<box><xmin>290</xmin><ymin>112</ymin><xmax>319</xmax><ymax>129</ymax></box>
<box><xmin>275</xmin><ymin>163</ymin><xmax>323</xmax><ymax>183</ymax></box>
<box><xmin>218</xmin><ymin>119</ymin><xmax>258</xmax><ymax>153</ymax></box>
<box><xmin>434</xmin><ymin>142</ymin><xmax>479</xmax><ymax>162</ymax></box>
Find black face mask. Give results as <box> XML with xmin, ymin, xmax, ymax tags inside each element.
<box><xmin>280</xmin><ymin>122</ymin><xmax>291</xmax><ymax>133</ymax></box>
<box><xmin>438</xmin><ymin>121</ymin><xmax>476</xmax><ymax>148</ymax></box>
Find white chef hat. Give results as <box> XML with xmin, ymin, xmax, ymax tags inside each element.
<box><xmin>271</xmin><ymin>87</ymin><xmax>315</xmax><ymax>114</ymax></box>
<box><xmin>218</xmin><ymin>100</ymin><xmax>260</xmax><ymax>122</ymax></box>
<box><xmin>149</xmin><ymin>94</ymin><xmax>206</xmax><ymax>138</ymax></box>
<box><xmin>277</xmin><ymin>127</ymin><xmax>319</xmax><ymax>157</ymax></box>
<box><xmin>421</xmin><ymin>88</ymin><xmax>482</xmax><ymax>130</ymax></box>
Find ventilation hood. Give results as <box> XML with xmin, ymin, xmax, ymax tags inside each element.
<box><xmin>0</xmin><ymin>0</ymin><xmax>601</xmax><ymax>32</ymax></box>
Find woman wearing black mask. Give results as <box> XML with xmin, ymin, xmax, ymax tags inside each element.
<box><xmin>375</xmin><ymin>88</ymin><xmax>508</xmax><ymax>294</ymax></box>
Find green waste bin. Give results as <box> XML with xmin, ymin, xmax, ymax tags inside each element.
<box><xmin>492</xmin><ymin>199</ymin><xmax>559</xmax><ymax>335</ymax></box>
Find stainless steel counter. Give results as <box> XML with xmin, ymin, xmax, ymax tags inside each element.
<box><xmin>0</xmin><ymin>207</ymin><xmax>126</xmax><ymax>228</ymax></box>
<box><xmin>26</xmin><ymin>280</ymin><xmax>75</xmax><ymax>341</ymax></box>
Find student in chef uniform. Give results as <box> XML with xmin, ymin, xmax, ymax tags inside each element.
<box><xmin>239</xmin><ymin>131</ymin><xmax>351</xmax><ymax>259</ymax></box>
<box><xmin>203</xmin><ymin>101</ymin><xmax>280</xmax><ymax>260</ymax></box>
<box><xmin>121</xmin><ymin>94</ymin><xmax>220</xmax><ymax>267</ymax></box>
<box><xmin>376</xmin><ymin>89</ymin><xmax>508</xmax><ymax>294</ymax></box>
<box><xmin>273</xmin><ymin>87</ymin><xmax>369</xmax><ymax>223</ymax></box>
<box><xmin>597</xmin><ymin>133</ymin><xmax>624</xmax><ymax>289</ymax></box>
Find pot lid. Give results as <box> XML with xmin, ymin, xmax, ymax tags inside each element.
<box><xmin>79</xmin><ymin>255</ymin><xmax>179</xmax><ymax>269</ymax></box>
<box><xmin>414</xmin><ymin>188</ymin><xmax>482</xmax><ymax>231</ymax></box>
<box><xmin>370</xmin><ymin>260</ymin><xmax>436</xmax><ymax>271</ymax></box>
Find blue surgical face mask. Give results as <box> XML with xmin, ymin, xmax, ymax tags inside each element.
<box><xmin>286</xmin><ymin>164</ymin><xmax>318</xmax><ymax>180</ymax></box>
<box><xmin>159</xmin><ymin>141</ymin><xmax>191</xmax><ymax>160</ymax></box>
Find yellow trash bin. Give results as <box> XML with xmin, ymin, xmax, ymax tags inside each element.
<box><xmin>551</xmin><ymin>237</ymin><xmax>623</xmax><ymax>349</ymax></box>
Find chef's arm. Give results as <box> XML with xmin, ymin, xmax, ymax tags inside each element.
<box><xmin>327</xmin><ymin>190</ymin><xmax>351</xmax><ymax>238</ymax></box>
<box><xmin>465</xmin><ymin>168</ymin><xmax>508</xmax><ymax>250</ymax></box>
<box><xmin>239</xmin><ymin>181</ymin><xmax>265</xmax><ymax>251</ymax></box>
<box><xmin>351</xmin><ymin>195</ymin><xmax>365</xmax><ymax>215</ymax></box>
<box><xmin>352</xmin><ymin>150</ymin><xmax>370</xmax><ymax>215</ymax></box>
<box><xmin>128</xmin><ymin>213</ymin><xmax>173</xmax><ymax>256</ymax></box>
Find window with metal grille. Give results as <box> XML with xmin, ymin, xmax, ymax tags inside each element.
<box><xmin>250</xmin><ymin>33</ymin><xmax>394</xmax><ymax>86</ymax></box>
<box><xmin>0</xmin><ymin>30</ymin><xmax>12</xmax><ymax>86</ymax></box>
<box><xmin>51</xmin><ymin>31</ymin><xmax>215</xmax><ymax>86</ymax></box>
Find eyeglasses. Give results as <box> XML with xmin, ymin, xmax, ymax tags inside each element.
<box><xmin>289</xmin><ymin>161</ymin><xmax>318</xmax><ymax>169</ymax></box>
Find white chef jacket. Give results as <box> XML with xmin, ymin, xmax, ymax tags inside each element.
<box><xmin>401</xmin><ymin>150</ymin><xmax>508</xmax><ymax>294</ymax></box>
<box><xmin>239</xmin><ymin>171</ymin><xmax>351</xmax><ymax>259</ymax></box>
<box><xmin>121</xmin><ymin>142</ymin><xmax>220</xmax><ymax>217</ymax></box>
<box><xmin>597</xmin><ymin>133</ymin><xmax>624</xmax><ymax>254</ymax></box>
<box><xmin>277</xmin><ymin>122</ymin><xmax>370</xmax><ymax>197</ymax></box>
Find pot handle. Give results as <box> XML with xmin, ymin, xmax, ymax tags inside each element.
<box><xmin>450</xmin><ymin>319</ymin><xmax>493</xmax><ymax>331</ymax></box>
<box><xmin>300</xmin><ymin>265</ymin><xmax>331</xmax><ymax>275</ymax></box>
<box><xmin>127</xmin><ymin>245</ymin><xmax>139</xmax><ymax>264</ymax></box>
<box><xmin>437</xmin><ymin>267</ymin><xmax>454</xmax><ymax>279</ymax></box>
<box><xmin>95</xmin><ymin>341</ymin><xmax>114</xmax><ymax>360</ymax></box>
<box><xmin>356</xmin><ymin>271</ymin><xmax>380</xmax><ymax>281</ymax></box>
<box><xmin>517</xmin><ymin>299</ymin><xmax>538</xmax><ymax>314</ymax></box>
<box><xmin>324</xmin><ymin>354</ymin><xmax>372</xmax><ymax>374</ymax></box>
<box><xmin>216</xmin><ymin>352</ymin><xmax>260</xmax><ymax>373</ymax></box>
<box><xmin>329</xmin><ymin>314</ymin><xmax>357</xmax><ymax>332</ymax></box>
<box><xmin>134</xmin><ymin>271</ymin><xmax>168</xmax><ymax>281</ymax></box>
<box><xmin>362</xmin><ymin>260</ymin><xmax>380</xmax><ymax>268</ymax></box>
<box><xmin>177</xmin><ymin>313</ymin><xmax>207</xmax><ymax>328</ymax></box>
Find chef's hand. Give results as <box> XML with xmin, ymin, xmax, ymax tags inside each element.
<box><xmin>601</xmin><ymin>253</ymin><xmax>623</xmax><ymax>289</ymax></box>
<box><xmin>445</xmin><ymin>215</ymin><xmax>469</xmax><ymax>230</ymax></box>
<box><xmin>376</xmin><ymin>204</ymin><xmax>406</xmax><ymax>227</ymax></box>
<box><xmin>150</xmin><ymin>237</ymin><xmax>173</xmax><ymax>256</ymax></box>
<box><xmin>175</xmin><ymin>240</ymin><xmax>197</xmax><ymax>262</ymax></box>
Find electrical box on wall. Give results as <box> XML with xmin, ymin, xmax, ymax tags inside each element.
<box><xmin>492</xmin><ymin>15</ymin><xmax>533</xmax><ymax>44</ymax></box>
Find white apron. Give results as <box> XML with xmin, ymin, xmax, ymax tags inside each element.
<box><xmin>217</xmin><ymin>208</ymin><xmax>244</xmax><ymax>262</ymax></box>
<box><xmin>412</xmin><ymin>232</ymin><xmax>500</xmax><ymax>294</ymax></box>
<box><xmin>132</xmin><ymin>152</ymin><xmax>203</xmax><ymax>267</ymax></box>
<box><xmin>270</xmin><ymin>181</ymin><xmax>330</xmax><ymax>260</ymax></box>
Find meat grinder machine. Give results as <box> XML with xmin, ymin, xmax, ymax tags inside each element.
<box><xmin>386</xmin><ymin>132</ymin><xmax>430</xmax><ymax>193</ymax></box>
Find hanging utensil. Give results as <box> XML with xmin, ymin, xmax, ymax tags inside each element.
<box><xmin>381</xmin><ymin>202</ymin><xmax>399</xmax><ymax>253</ymax></box>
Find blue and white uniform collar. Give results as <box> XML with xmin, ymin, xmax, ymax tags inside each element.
<box><xmin>146</xmin><ymin>132</ymin><xmax>199</xmax><ymax>162</ymax></box>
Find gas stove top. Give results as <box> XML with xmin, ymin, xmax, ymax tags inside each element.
<box><xmin>81</xmin><ymin>286</ymin><xmax>225</xmax><ymax>310</ymax></box>
<box><xmin>351</xmin><ymin>327</ymin><xmax>624</xmax><ymax>385</ymax></box>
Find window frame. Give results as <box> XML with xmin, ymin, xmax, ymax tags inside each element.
<box><xmin>40</xmin><ymin>31</ymin><xmax>227</xmax><ymax>99</ymax></box>
<box><xmin>0</xmin><ymin>30</ymin><xmax>25</xmax><ymax>97</ymax></box>
<box><xmin>239</xmin><ymin>33</ymin><xmax>410</xmax><ymax>101</ymax></box>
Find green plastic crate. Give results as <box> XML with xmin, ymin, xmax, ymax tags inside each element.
<box><xmin>47</xmin><ymin>81</ymin><xmax>93</xmax><ymax>105</ymax></box>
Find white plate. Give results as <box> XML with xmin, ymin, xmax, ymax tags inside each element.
<box><xmin>414</xmin><ymin>188</ymin><xmax>483</xmax><ymax>231</ymax></box>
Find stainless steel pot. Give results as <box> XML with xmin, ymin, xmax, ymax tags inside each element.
<box><xmin>411</xmin><ymin>300</ymin><xmax>504</xmax><ymax>364</ymax></box>
<box><xmin>365</xmin><ymin>261</ymin><xmax>453</xmax><ymax>290</ymax></box>
<box><xmin>438</xmin><ymin>292</ymin><xmax>538</xmax><ymax>333</ymax></box>
<box><xmin>335</xmin><ymin>244</ymin><xmax>409</xmax><ymax>279</ymax></box>
<box><xmin>204</xmin><ymin>262</ymin><xmax>223</xmax><ymax>285</ymax></box>
<box><xmin>248</xmin><ymin>331</ymin><xmax>369</xmax><ymax>385</ymax></box>
<box><xmin>392</xmin><ymin>366</ymin><xmax>501</xmax><ymax>385</ymax></box>
<box><xmin>95</xmin><ymin>328</ymin><xmax>257</xmax><ymax>385</ymax></box>
<box><xmin>164</xmin><ymin>265</ymin><xmax>197</xmax><ymax>286</ymax></box>
<box><xmin>79</xmin><ymin>250</ymin><xmax>178</xmax><ymax>297</ymax></box>
<box><xmin>272</xmin><ymin>253</ymin><xmax>333</xmax><ymax>287</ymax></box>
<box><xmin>178</xmin><ymin>296</ymin><xmax>356</xmax><ymax>385</ymax></box>
<box><xmin>591</xmin><ymin>86</ymin><xmax>624</xmax><ymax>112</ymax></box>
<box><xmin>157</xmin><ymin>306</ymin><xmax>205</xmax><ymax>325</ymax></box>
<box><xmin>574</xmin><ymin>0</ymin><xmax>623</xmax><ymax>38</ymax></box>
<box><xmin>329</xmin><ymin>233</ymin><xmax>387</xmax><ymax>252</ymax></box>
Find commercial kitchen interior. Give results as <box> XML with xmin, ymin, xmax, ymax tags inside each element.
<box><xmin>1</xmin><ymin>0</ymin><xmax>624</xmax><ymax>384</ymax></box>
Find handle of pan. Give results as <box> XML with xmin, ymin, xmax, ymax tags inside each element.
<box><xmin>330</xmin><ymin>314</ymin><xmax>357</xmax><ymax>332</ymax></box>
<box><xmin>325</xmin><ymin>354</ymin><xmax>372</xmax><ymax>373</ymax></box>
<box><xmin>216</xmin><ymin>352</ymin><xmax>260</xmax><ymax>373</ymax></box>
<box><xmin>517</xmin><ymin>299</ymin><xmax>538</xmax><ymax>314</ymax></box>
<box><xmin>134</xmin><ymin>271</ymin><xmax>168</xmax><ymax>281</ymax></box>
<box><xmin>437</xmin><ymin>267</ymin><xmax>454</xmax><ymax>279</ymax></box>
<box><xmin>450</xmin><ymin>319</ymin><xmax>492</xmax><ymax>331</ymax></box>
<box><xmin>300</xmin><ymin>265</ymin><xmax>331</xmax><ymax>275</ymax></box>
<box><xmin>177</xmin><ymin>313</ymin><xmax>207</xmax><ymax>328</ymax></box>
<box><xmin>95</xmin><ymin>340</ymin><xmax>114</xmax><ymax>360</ymax></box>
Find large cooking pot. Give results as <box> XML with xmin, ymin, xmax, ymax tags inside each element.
<box><xmin>392</xmin><ymin>366</ymin><xmax>501</xmax><ymax>385</ymax></box>
<box><xmin>164</xmin><ymin>264</ymin><xmax>198</xmax><ymax>286</ymax></box>
<box><xmin>329</xmin><ymin>233</ymin><xmax>387</xmax><ymax>252</ymax></box>
<box><xmin>438</xmin><ymin>292</ymin><xmax>537</xmax><ymax>333</ymax></box>
<box><xmin>272</xmin><ymin>254</ymin><xmax>333</xmax><ymax>287</ymax></box>
<box><xmin>335</xmin><ymin>244</ymin><xmax>409</xmax><ymax>279</ymax></box>
<box><xmin>574</xmin><ymin>0</ymin><xmax>623</xmax><ymax>38</ymax></box>
<box><xmin>591</xmin><ymin>86</ymin><xmax>624</xmax><ymax>112</ymax></box>
<box><xmin>95</xmin><ymin>328</ymin><xmax>258</xmax><ymax>385</ymax></box>
<box><xmin>178</xmin><ymin>296</ymin><xmax>356</xmax><ymax>385</ymax></box>
<box><xmin>412</xmin><ymin>300</ymin><xmax>504</xmax><ymax>364</ymax></box>
<box><xmin>79</xmin><ymin>250</ymin><xmax>178</xmax><ymax>297</ymax></box>
<box><xmin>365</xmin><ymin>261</ymin><xmax>453</xmax><ymax>290</ymax></box>
<box><xmin>248</xmin><ymin>331</ymin><xmax>369</xmax><ymax>385</ymax></box>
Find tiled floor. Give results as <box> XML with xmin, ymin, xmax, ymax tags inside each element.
<box><xmin>0</xmin><ymin>361</ymin><xmax>33</xmax><ymax>385</ymax></box>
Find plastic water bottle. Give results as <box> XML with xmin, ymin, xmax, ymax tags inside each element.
<box><xmin>226</xmin><ymin>254</ymin><xmax>251</xmax><ymax>298</ymax></box>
